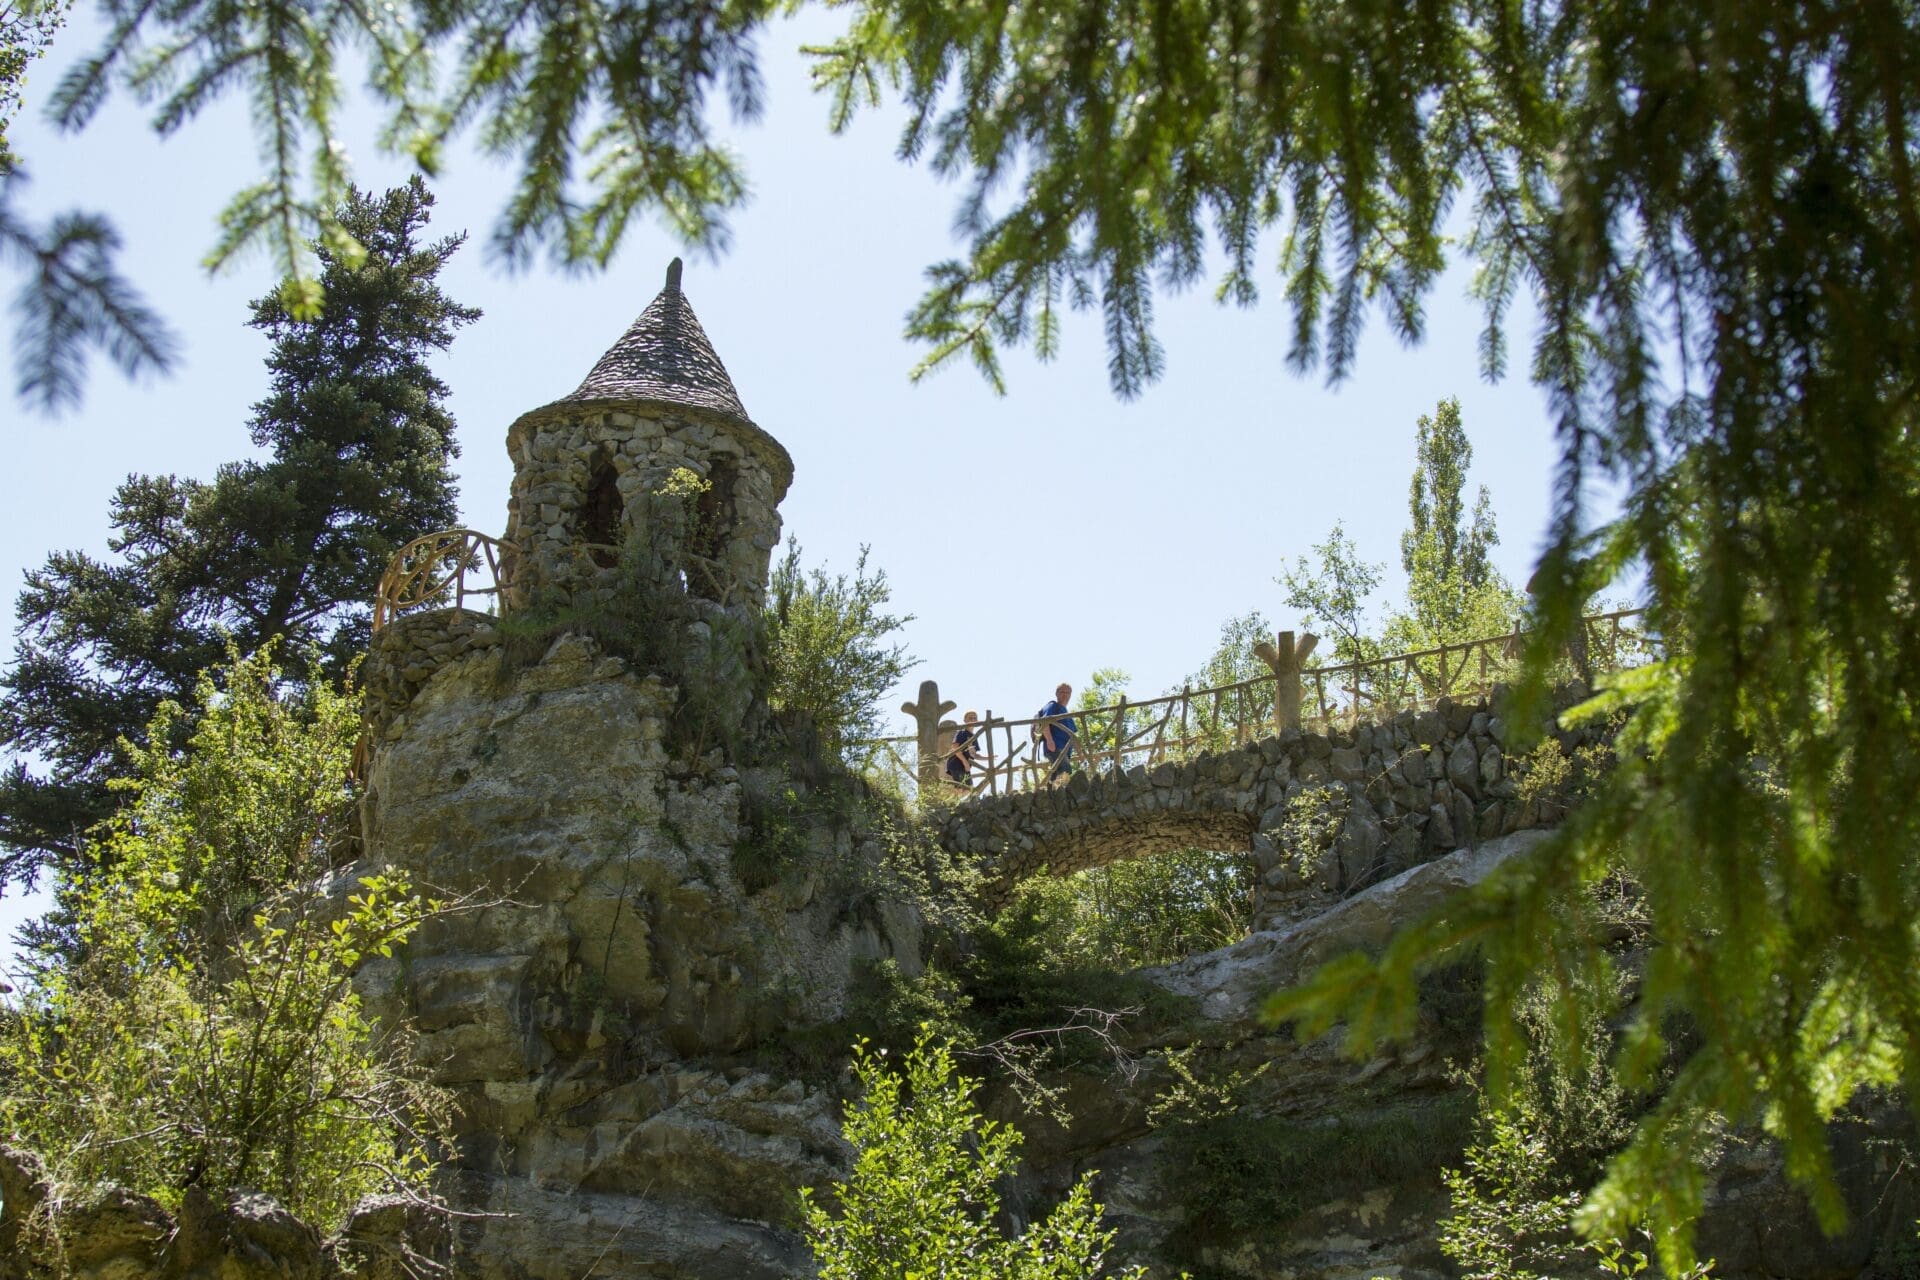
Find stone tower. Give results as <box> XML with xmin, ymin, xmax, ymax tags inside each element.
<box><xmin>501</xmin><ymin>259</ymin><xmax>793</xmax><ymax>612</ymax></box>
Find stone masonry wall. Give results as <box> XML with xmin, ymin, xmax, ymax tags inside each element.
<box><xmin>361</xmin><ymin>608</ymin><xmax>501</xmax><ymax>748</ymax></box>
<box><xmin>503</xmin><ymin>402</ymin><xmax>788</xmax><ymax>611</ymax></box>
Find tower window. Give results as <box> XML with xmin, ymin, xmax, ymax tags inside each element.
<box><xmin>689</xmin><ymin>458</ymin><xmax>738</xmax><ymax>600</ymax></box>
<box><xmin>579</xmin><ymin>456</ymin><xmax>623</xmax><ymax>568</ymax></box>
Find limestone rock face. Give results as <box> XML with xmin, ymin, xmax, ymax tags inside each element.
<box><xmin>341</xmin><ymin>639</ymin><xmax>1911</xmax><ymax>1280</ymax></box>
<box><xmin>1153</xmin><ymin>829</ymin><xmax>1552</xmax><ymax>1032</ymax></box>
<box><xmin>353</xmin><ymin>633</ymin><xmax>920</xmax><ymax>1276</ymax></box>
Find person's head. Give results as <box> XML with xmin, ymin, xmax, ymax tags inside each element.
<box><xmin>963</xmin><ymin>710</ymin><xmax>978</xmax><ymax>724</ymax></box>
<box><xmin>1056</xmin><ymin>682</ymin><xmax>1072</xmax><ymax>704</ymax></box>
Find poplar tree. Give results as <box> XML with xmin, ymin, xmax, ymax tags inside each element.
<box><xmin>0</xmin><ymin>178</ymin><xmax>477</xmax><ymax>885</ymax></box>
<box><xmin>1391</xmin><ymin>397</ymin><xmax>1516</xmax><ymax>648</ymax></box>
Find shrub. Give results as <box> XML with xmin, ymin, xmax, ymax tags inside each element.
<box><xmin>0</xmin><ymin>646</ymin><xmax>454</xmax><ymax>1235</ymax></box>
<box><xmin>765</xmin><ymin>538</ymin><xmax>915</xmax><ymax>760</ymax></box>
<box><xmin>801</xmin><ymin>1030</ymin><xmax>1147</xmax><ymax>1280</ymax></box>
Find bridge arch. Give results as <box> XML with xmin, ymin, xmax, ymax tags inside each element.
<box><xmin>935</xmin><ymin>689</ymin><xmax>1609</xmax><ymax>931</ymax></box>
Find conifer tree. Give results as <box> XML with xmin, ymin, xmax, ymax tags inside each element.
<box><xmin>0</xmin><ymin>178</ymin><xmax>477</xmax><ymax>886</ymax></box>
<box><xmin>1</xmin><ymin>0</ymin><xmax>175</xmax><ymax>412</ymax></box>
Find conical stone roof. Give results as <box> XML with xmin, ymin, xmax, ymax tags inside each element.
<box><xmin>561</xmin><ymin>259</ymin><xmax>752</xmax><ymax>425</ymax></box>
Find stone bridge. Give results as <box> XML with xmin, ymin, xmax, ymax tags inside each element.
<box><xmin>935</xmin><ymin>687</ymin><xmax>1604</xmax><ymax>930</ymax></box>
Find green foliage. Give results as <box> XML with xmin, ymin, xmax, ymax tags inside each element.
<box><xmin>1279</xmin><ymin>526</ymin><xmax>1385</xmax><ymax>668</ymax></box>
<box><xmin>0</xmin><ymin>646</ymin><xmax>452</xmax><ymax>1232</ymax></box>
<box><xmin>1437</xmin><ymin>976</ymin><xmax>1641</xmax><ymax>1278</ymax></box>
<box><xmin>1440</xmin><ymin>1095</ymin><xmax>1589</xmax><ymax>1280</ymax></box>
<box><xmin>1399</xmin><ymin>399</ymin><xmax>1500</xmax><ymax>626</ymax></box>
<box><xmin>1511</xmin><ymin>736</ymin><xmax>1616</xmax><ymax>823</ymax></box>
<box><xmin>53</xmin><ymin>0</ymin><xmax>773</xmax><ymax>309</ymax></box>
<box><xmin>1071</xmin><ymin>666</ymin><xmax>1134</xmax><ymax>759</ymax></box>
<box><xmin>0</xmin><ymin>171</ymin><xmax>178</xmax><ymax>413</ymax></box>
<box><xmin>735</xmin><ymin>771</ymin><xmax>854</xmax><ymax>893</ymax></box>
<box><xmin>841</xmin><ymin>958</ymin><xmax>973</xmax><ymax>1059</ymax></box>
<box><xmin>37</xmin><ymin>1</ymin><xmax>1920</xmax><ymax>1258</ymax></box>
<box><xmin>498</xmin><ymin>558</ymin><xmax>766</xmax><ymax>763</ymax></box>
<box><xmin>1439</xmin><ymin>985</ymin><xmax>1713</xmax><ymax>1280</ymax></box>
<box><xmin>800</xmin><ymin>1031</ymin><xmax>1147</xmax><ymax>1280</ymax></box>
<box><xmin>1172</xmin><ymin>614</ymin><xmax>1282</xmax><ymax>751</ymax></box>
<box><xmin>1386</xmin><ymin>397</ymin><xmax>1523</xmax><ymax>657</ymax></box>
<box><xmin>1144</xmin><ymin>1043</ymin><xmax>1270</xmax><ymax>1129</ymax></box>
<box><xmin>0</xmin><ymin>0</ymin><xmax>70</xmax><ymax>173</ymax></box>
<box><xmin>0</xmin><ymin>179</ymin><xmax>473</xmax><ymax>886</ymax></box>
<box><xmin>824</xmin><ymin>4</ymin><xmax>1920</xmax><ymax>1262</ymax></box>
<box><xmin>1</xmin><ymin>872</ymin><xmax>452</xmax><ymax>1235</ymax></box>
<box><xmin>1279</xmin><ymin>401</ymin><xmax>1521</xmax><ymax>701</ymax></box>
<box><xmin>766</xmin><ymin>537</ymin><xmax>917</xmax><ymax>760</ymax></box>
<box><xmin>966</xmin><ymin>877</ymin><xmax>1202</xmax><ymax>1042</ymax></box>
<box><xmin>0</xmin><ymin>2</ymin><xmax>172</xmax><ymax>414</ymax></box>
<box><xmin>997</xmin><ymin>850</ymin><xmax>1254</xmax><ymax>974</ymax></box>
<box><xmin>101</xmin><ymin>640</ymin><xmax>361</xmax><ymax>952</ymax></box>
<box><xmin>1268</xmin><ymin>784</ymin><xmax>1349</xmax><ymax>883</ymax></box>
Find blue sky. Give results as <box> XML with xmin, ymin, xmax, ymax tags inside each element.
<box><xmin>1</xmin><ymin>8</ymin><xmax>1597</xmax><ymax>956</ymax></box>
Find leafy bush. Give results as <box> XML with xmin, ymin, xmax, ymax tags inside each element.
<box><xmin>992</xmin><ymin>850</ymin><xmax>1254</xmax><ymax>974</ymax></box>
<box><xmin>766</xmin><ymin>538</ymin><xmax>916</xmax><ymax>760</ymax></box>
<box><xmin>0</xmin><ymin>646</ymin><xmax>453</xmax><ymax>1234</ymax></box>
<box><xmin>801</xmin><ymin>1031</ymin><xmax>1147</xmax><ymax>1280</ymax></box>
<box><xmin>1439</xmin><ymin>975</ymin><xmax>1686</xmax><ymax>1280</ymax></box>
<box><xmin>1</xmin><ymin>872</ymin><xmax>452</xmax><ymax>1232</ymax></box>
<box><xmin>965</xmin><ymin>884</ymin><xmax>1198</xmax><ymax>1050</ymax></box>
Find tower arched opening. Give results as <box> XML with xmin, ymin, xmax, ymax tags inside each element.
<box><xmin>579</xmin><ymin>454</ymin><xmax>623</xmax><ymax>568</ymax></box>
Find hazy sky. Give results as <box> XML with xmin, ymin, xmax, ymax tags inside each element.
<box><xmin>1</xmin><ymin>8</ymin><xmax>1609</xmax><ymax>954</ymax></box>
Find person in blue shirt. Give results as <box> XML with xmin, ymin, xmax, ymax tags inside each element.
<box><xmin>1037</xmin><ymin>682</ymin><xmax>1077</xmax><ymax>783</ymax></box>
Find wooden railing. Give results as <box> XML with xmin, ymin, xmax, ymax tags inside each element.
<box><xmin>371</xmin><ymin>529</ymin><xmax>512</xmax><ymax>633</ymax></box>
<box><xmin>864</xmin><ymin>609</ymin><xmax>1650</xmax><ymax>801</ymax></box>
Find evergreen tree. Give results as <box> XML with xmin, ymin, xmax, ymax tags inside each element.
<box><xmin>0</xmin><ymin>178</ymin><xmax>477</xmax><ymax>886</ymax></box>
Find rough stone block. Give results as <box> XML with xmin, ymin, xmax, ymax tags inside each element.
<box><xmin>1479</xmin><ymin>744</ymin><xmax>1504</xmax><ymax>788</ymax></box>
<box><xmin>1447</xmin><ymin>738</ymin><xmax>1480</xmax><ymax>797</ymax></box>
<box><xmin>1329</xmin><ymin>747</ymin><xmax>1366</xmax><ymax>781</ymax></box>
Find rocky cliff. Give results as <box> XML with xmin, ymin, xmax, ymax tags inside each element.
<box><xmin>348</xmin><ymin>630</ymin><xmax>925</xmax><ymax>1278</ymax></box>
<box><xmin>336</xmin><ymin>629</ymin><xmax>1920</xmax><ymax>1280</ymax></box>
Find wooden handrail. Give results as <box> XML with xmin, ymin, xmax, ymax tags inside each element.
<box><xmin>371</xmin><ymin>529</ymin><xmax>513</xmax><ymax>633</ymax></box>
<box><xmin>876</xmin><ymin>609</ymin><xmax>1651</xmax><ymax>800</ymax></box>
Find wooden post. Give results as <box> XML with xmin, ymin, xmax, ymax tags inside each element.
<box><xmin>1253</xmin><ymin>630</ymin><xmax>1320</xmax><ymax>733</ymax></box>
<box><xmin>900</xmin><ymin>679</ymin><xmax>957</xmax><ymax>795</ymax></box>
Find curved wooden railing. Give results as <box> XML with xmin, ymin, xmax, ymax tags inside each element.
<box><xmin>371</xmin><ymin>529</ymin><xmax>512</xmax><ymax>632</ymax></box>
<box><xmin>864</xmin><ymin>609</ymin><xmax>1651</xmax><ymax>800</ymax></box>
